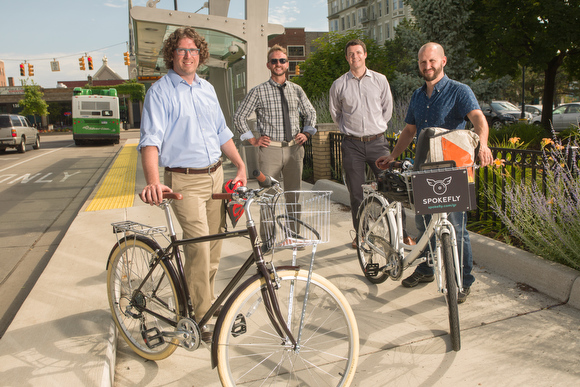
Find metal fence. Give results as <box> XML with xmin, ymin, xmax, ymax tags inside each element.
<box><xmin>313</xmin><ymin>132</ymin><xmax>579</xmax><ymax>227</ymax></box>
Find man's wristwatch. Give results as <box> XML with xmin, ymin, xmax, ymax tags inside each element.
<box><xmin>303</xmin><ymin>132</ymin><xmax>311</xmax><ymax>139</ymax></box>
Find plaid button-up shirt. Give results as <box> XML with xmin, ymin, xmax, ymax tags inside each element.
<box><xmin>234</xmin><ymin>79</ymin><xmax>316</xmax><ymax>142</ymax></box>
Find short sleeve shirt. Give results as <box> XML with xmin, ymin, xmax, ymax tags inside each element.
<box><xmin>405</xmin><ymin>75</ymin><xmax>480</xmax><ymax>138</ymax></box>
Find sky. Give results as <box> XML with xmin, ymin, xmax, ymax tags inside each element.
<box><xmin>0</xmin><ymin>0</ymin><xmax>329</xmax><ymax>89</ymax></box>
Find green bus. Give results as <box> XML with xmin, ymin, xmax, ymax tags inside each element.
<box><xmin>72</xmin><ymin>87</ymin><xmax>120</xmax><ymax>145</ymax></box>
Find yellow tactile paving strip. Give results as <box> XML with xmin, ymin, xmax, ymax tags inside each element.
<box><xmin>85</xmin><ymin>143</ymin><xmax>137</xmax><ymax>211</ymax></box>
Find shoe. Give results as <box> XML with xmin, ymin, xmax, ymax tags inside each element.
<box><xmin>200</xmin><ymin>325</ymin><xmax>213</xmax><ymax>344</ymax></box>
<box><xmin>458</xmin><ymin>287</ymin><xmax>471</xmax><ymax>304</ymax></box>
<box><xmin>403</xmin><ymin>236</ymin><xmax>416</xmax><ymax>245</ymax></box>
<box><xmin>402</xmin><ymin>271</ymin><xmax>434</xmax><ymax>288</ymax></box>
<box><xmin>351</xmin><ymin>238</ymin><xmax>357</xmax><ymax>249</ymax></box>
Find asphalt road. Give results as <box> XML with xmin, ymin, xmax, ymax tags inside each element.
<box><xmin>0</xmin><ymin>129</ymin><xmax>140</xmax><ymax>337</ymax></box>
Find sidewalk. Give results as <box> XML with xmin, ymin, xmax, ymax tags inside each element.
<box><xmin>1</xmin><ymin>141</ymin><xmax>579</xmax><ymax>386</ymax></box>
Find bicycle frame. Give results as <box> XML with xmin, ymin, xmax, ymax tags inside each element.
<box><xmin>114</xmin><ymin>187</ymin><xmax>302</xmax><ymax>353</ymax></box>
<box><xmin>360</xmin><ymin>186</ymin><xmax>464</xmax><ymax>293</ymax></box>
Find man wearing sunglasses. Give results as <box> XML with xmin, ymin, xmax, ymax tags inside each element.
<box><xmin>138</xmin><ymin>27</ymin><xmax>246</xmax><ymax>342</ymax></box>
<box><xmin>234</xmin><ymin>44</ymin><xmax>316</xmax><ymax>196</ymax></box>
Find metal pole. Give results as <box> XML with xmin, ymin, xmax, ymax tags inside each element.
<box><xmin>521</xmin><ymin>66</ymin><xmax>526</xmax><ymax>119</ymax></box>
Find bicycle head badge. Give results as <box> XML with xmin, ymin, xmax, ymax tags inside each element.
<box><xmin>224</xmin><ymin>179</ymin><xmax>244</xmax><ymax>227</ymax></box>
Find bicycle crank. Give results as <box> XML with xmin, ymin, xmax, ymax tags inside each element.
<box><xmin>176</xmin><ymin>318</ymin><xmax>201</xmax><ymax>351</ymax></box>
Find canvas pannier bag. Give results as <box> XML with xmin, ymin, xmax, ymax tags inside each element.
<box><xmin>413</xmin><ymin>127</ymin><xmax>480</xmax><ymax>181</ymax></box>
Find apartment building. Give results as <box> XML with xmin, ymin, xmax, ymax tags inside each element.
<box><xmin>328</xmin><ymin>0</ymin><xmax>413</xmax><ymax>44</ymax></box>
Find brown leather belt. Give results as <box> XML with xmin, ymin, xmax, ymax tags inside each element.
<box><xmin>344</xmin><ymin>133</ymin><xmax>383</xmax><ymax>142</ymax></box>
<box><xmin>165</xmin><ymin>160</ymin><xmax>222</xmax><ymax>174</ymax></box>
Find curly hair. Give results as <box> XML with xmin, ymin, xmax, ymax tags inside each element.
<box><xmin>162</xmin><ymin>27</ymin><xmax>210</xmax><ymax>70</ymax></box>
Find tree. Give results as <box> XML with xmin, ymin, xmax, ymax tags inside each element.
<box><xmin>469</xmin><ymin>0</ymin><xmax>580</xmax><ymax>129</ymax></box>
<box><xmin>394</xmin><ymin>0</ymin><xmax>510</xmax><ymax>100</ymax></box>
<box><xmin>399</xmin><ymin>0</ymin><xmax>478</xmax><ymax>82</ymax></box>
<box><xmin>18</xmin><ymin>81</ymin><xmax>49</xmax><ymax>126</ymax></box>
<box><xmin>292</xmin><ymin>30</ymin><xmax>388</xmax><ymax>99</ymax></box>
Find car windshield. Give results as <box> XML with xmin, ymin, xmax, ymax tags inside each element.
<box><xmin>492</xmin><ymin>101</ymin><xmax>519</xmax><ymax>111</ymax></box>
<box><xmin>0</xmin><ymin>116</ymin><xmax>11</xmax><ymax>128</ymax></box>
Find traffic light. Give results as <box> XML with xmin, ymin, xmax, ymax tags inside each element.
<box><xmin>87</xmin><ymin>56</ymin><xmax>93</xmax><ymax>70</ymax></box>
<box><xmin>20</xmin><ymin>63</ymin><xmax>25</xmax><ymax>76</ymax></box>
<box><xmin>295</xmin><ymin>65</ymin><xmax>300</xmax><ymax>76</ymax></box>
<box><xmin>79</xmin><ymin>57</ymin><xmax>85</xmax><ymax>70</ymax></box>
<box><xmin>124</xmin><ymin>52</ymin><xmax>130</xmax><ymax>66</ymax></box>
<box><xmin>28</xmin><ymin>63</ymin><xmax>34</xmax><ymax>76</ymax></box>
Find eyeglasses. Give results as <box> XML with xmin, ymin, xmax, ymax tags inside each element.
<box><xmin>270</xmin><ymin>58</ymin><xmax>288</xmax><ymax>65</ymax></box>
<box><xmin>175</xmin><ymin>48</ymin><xmax>200</xmax><ymax>56</ymax></box>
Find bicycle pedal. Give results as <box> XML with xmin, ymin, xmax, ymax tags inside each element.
<box><xmin>231</xmin><ymin>313</ymin><xmax>247</xmax><ymax>338</ymax></box>
<box><xmin>366</xmin><ymin>263</ymin><xmax>380</xmax><ymax>277</ymax></box>
<box><xmin>141</xmin><ymin>326</ymin><xmax>165</xmax><ymax>349</ymax></box>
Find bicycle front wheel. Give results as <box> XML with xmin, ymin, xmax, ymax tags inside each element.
<box><xmin>357</xmin><ymin>195</ymin><xmax>391</xmax><ymax>284</ymax></box>
<box><xmin>107</xmin><ymin>235</ymin><xmax>182</xmax><ymax>360</ymax></box>
<box><xmin>216</xmin><ymin>269</ymin><xmax>359</xmax><ymax>387</ymax></box>
<box><xmin>441</xmin><ymin>233</ymin><xmax>461</xmax><ymax>351</ymax></box>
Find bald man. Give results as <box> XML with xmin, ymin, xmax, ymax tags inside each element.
<box><xmin>376</xmin><ymin>42</ymin><xmax>492</xmax><ymax>303</ymax></box>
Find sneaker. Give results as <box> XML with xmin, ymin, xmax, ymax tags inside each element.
<box><xmin>401</xmin><ymin>271</ymin><xmax>435</xmax><ymax>288</ymax></box>
<box><xmin>458</xmin><ymin>287</ymin><xmax>471</xmax><ymax>304</ymax></box>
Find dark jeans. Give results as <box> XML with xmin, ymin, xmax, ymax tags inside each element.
<box><xmin>341</xmin><ymin>135</ymin><xmax>390</xmax><ymax>230</ymax></box>
<box><xmin>413</xmin><ymin>211</ymin><xmax>475</xmax><ymax>288</ymax></box>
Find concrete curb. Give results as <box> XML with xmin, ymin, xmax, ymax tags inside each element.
<box><xmin>312</xmin><ymin>178</ymin><xmax>580</xmax><ymax>310</ymax></box>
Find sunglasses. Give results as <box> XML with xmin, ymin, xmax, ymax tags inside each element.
<box><xmin>270</xmin><ymin>58</ymin><xmax>288</xmax><ymax>65</ymax></box>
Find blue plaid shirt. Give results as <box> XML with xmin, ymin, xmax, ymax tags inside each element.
<box><xmin>405</xmin><ymin>75</ymin><xmax>480</xmax><ymax>138</ymax></box>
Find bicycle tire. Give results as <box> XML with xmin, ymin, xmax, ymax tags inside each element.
<box><xmin>356</xmin><ymin>195</ymin><xmax>391</xmax><ymax>284</ymax></box>
<box><xmin>216</xmin><ymin>269</ymin><xmax>359</xmax><ymax>387</ymax></box>
<box><xmin>441</xmin><ymin>233</ymin><xmax>461</xmax><ymax>351</ymax></box>
<box><xmin>107</xmin><ymin>235</ymin><xmax>182</xmax><ymax>360</ymax></box>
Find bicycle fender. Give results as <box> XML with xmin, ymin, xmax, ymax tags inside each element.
<box><xmin>210</xmin><ymin>265</ymin><xmax>299</xmax><ymax>369</ymax></box>
<box><xmin>105</xmin><ymin>234</ymin><xmax>162</xmax><ymax>270</ymax></box>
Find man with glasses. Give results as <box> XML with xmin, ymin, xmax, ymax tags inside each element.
<box><xmin>138</xmin><ymin>27</ymin><xmax>246</xmax><ymax>342</ymax></box>
<box><xmin>234</xmin><ymin>44</ymin><xmax>316</xmax><ymax>194</ymax></box>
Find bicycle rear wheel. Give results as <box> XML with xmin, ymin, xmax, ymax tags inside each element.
<box><xmin>357</xmin><ymin>196</ymin><xmax>391</xmax><ymax>284</ymax></box>
<box><xmin>441</xmin><ymin>233</ymin><xmax>461</xmax><ymax>351</ymax></box>
<box><xmin>216</xmin><ymin>269</ymin><xmax>359</xmax><ymax>387</ymax></box>
<box><xmin>107</xmin><ymin>235</ymin><xmax>182</xmax><ymax>360</ymax></box>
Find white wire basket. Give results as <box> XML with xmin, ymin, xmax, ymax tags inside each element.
<box><xmin>260</xmin><ymin>190</ymin><xmax>331</xmax><ymax>249</ymax></box>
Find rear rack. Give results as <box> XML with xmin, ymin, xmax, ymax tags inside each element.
<box><xmin>112</xmin><ymin>221</ymin><xmax>167</xmax><ymax>236</ymax></box>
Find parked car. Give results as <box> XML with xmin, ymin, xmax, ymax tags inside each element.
<box><xmin>532</xmin><ymin>103</ymin><xmax>580</xmax><ymax>131</ymax></box>
<box><xmin>480</xmin><ymin>101</ymin><xmax>533</xmax><ymax>129</ymax></box>
<box><xmin>0</xmin><ymin>114</ymin><xmax>41</xmax><ymax>153</ymax></box>
<box><xmin>522</xmin><ymin>104</ymin><xmax>542</xmax><ymax>116</ymax></box>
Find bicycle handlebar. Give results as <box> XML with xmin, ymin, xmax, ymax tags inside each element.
<box><xmin>163</xmin><ymin>192</ymin><xmax>183</xmax><ymax>200</ymax></box>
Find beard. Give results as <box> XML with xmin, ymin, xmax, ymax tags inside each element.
<box><xmin>422</xmin><ymin>65</ymin><xmax>443</xmax><ymax>82</ymax></box>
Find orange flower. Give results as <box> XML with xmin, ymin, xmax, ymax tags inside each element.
<box><xmin>493</xmin><ymin>158</ymin><xmax>505</xmax><ymax>168</ymax></box>
<box><xmin>509</xmin><ymin>137</ymin><xmax>521</xmax><ymax>145</ymax></box>
<box><xmin>555</xmin><ymin>144</ymin><xmax>565</xmax><ymax>150</ymax></box>
<box><xmin>541</xmin><ymin>138</ymin><xmax>554</xmax><ymax>148</ymax></box>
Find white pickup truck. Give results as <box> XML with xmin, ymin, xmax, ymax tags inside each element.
<box><xmin>0</xmin><ymin>114</ymin><xmax>40</xmax><ymax>153</ymax></box>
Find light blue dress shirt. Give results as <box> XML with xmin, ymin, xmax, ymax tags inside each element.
<box><xmin>138</xmin><ymin>70</ymin><xmax>234</xmax><ymax>168</ymax></box>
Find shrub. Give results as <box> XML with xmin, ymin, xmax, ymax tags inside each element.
<box><xmin>485</xmin><ymin>137</ymin><xmax>580</xmax><ymax>270</ymax></box>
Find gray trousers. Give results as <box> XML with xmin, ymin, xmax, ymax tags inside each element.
<box><xmin>341</xmin><ymin>135</ymin><xmax>390</xmax><ymax>230</ymax></box>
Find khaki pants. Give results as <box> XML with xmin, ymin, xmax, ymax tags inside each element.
<box><xmin>258</xmin><ymin>144</ymin><xmax>304</xmax><ymax>244</ymax></box>
<box><xmin>164</xmin><ymin>167</ymin><xmax>225</xmax><ymax>320</ymax></box>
